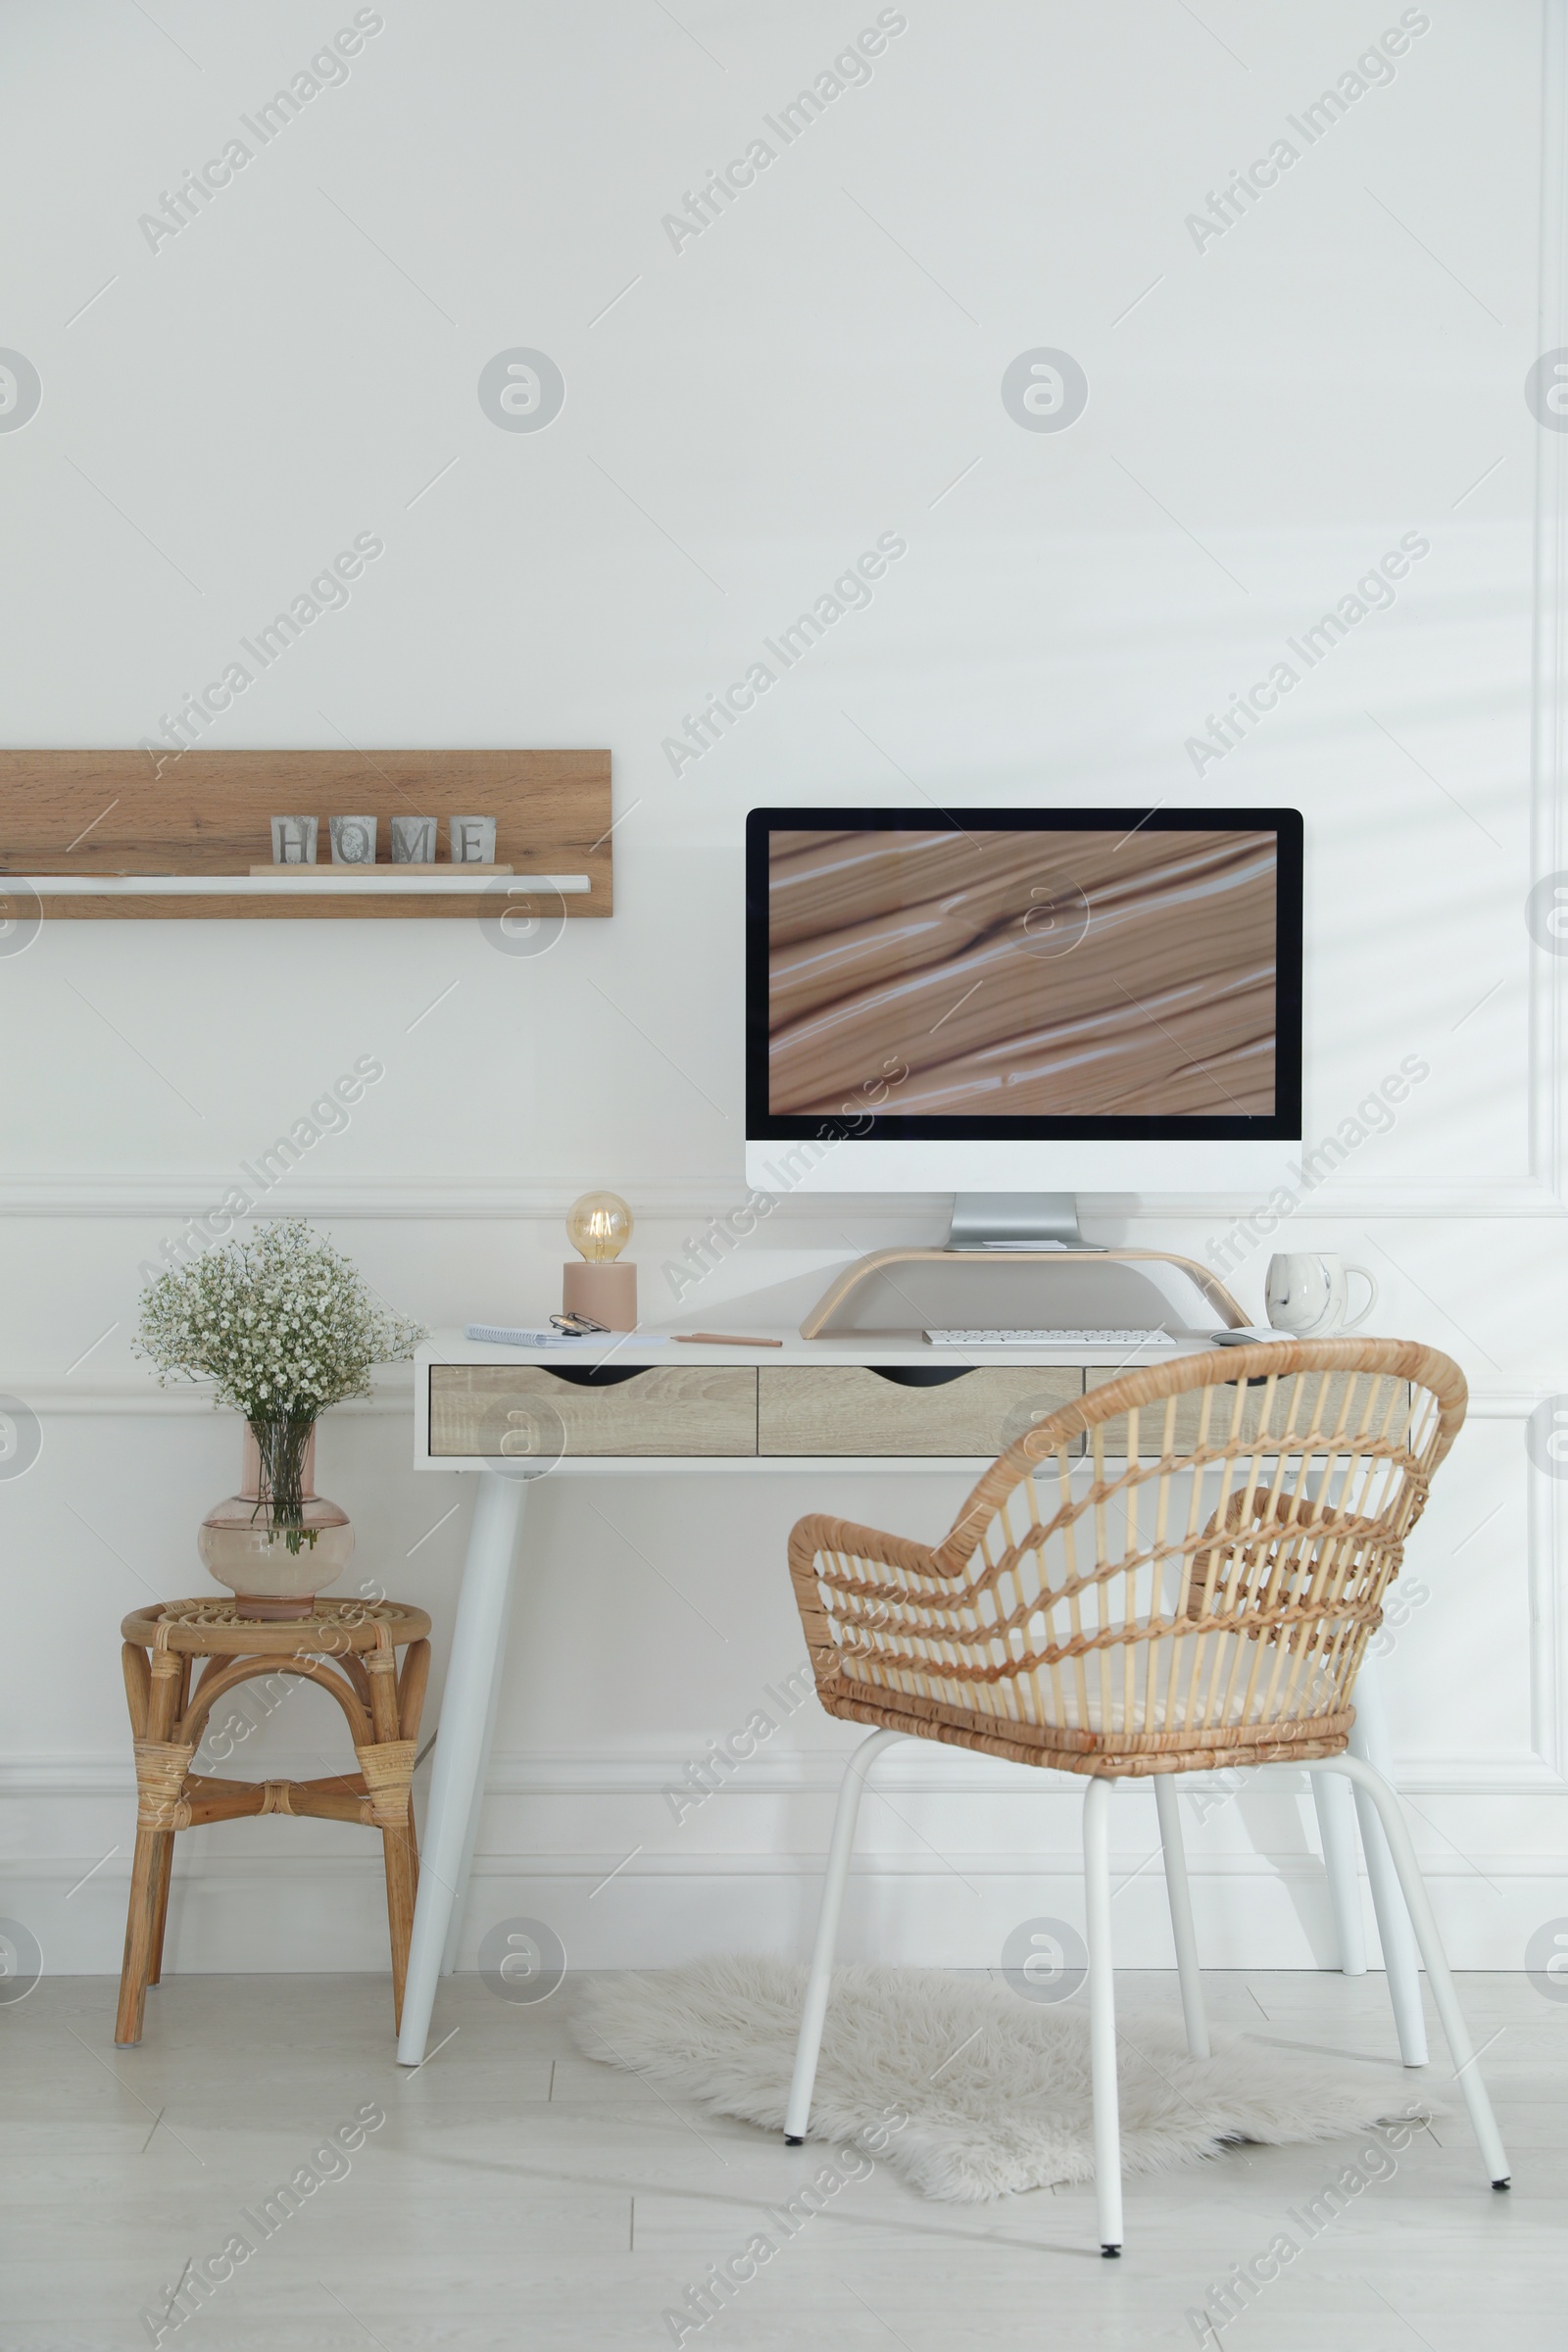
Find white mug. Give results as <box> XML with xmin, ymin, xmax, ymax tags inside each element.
<box><xmin>1265</xmin><ymin>1252</ymin><xmax>1378</xmax><ymax>1338</ymax></box>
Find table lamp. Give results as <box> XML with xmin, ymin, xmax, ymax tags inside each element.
<box><xmin>563</xmin><ymin>1191</ymin><xmax>636</xmax><ymax>1330</ymax></box>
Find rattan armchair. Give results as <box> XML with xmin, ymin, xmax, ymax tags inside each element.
<box><xmin>782</xmin><ymin>1337</ymin><xmax>1508</xmax><ymax>2253</ymax></box>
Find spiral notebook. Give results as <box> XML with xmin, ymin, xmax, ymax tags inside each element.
<box><xmin>463</xmin><ymin>1323</ymin><xmax>668</xmax><ymax>1349</ymax></box>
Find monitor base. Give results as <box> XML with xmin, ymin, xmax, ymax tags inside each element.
<box><xmin>949</xmin><ymin>1193</ymin><xmax>1104</xmax><ymax>1251</ymax></box>
<box><xmin>799</xmin><ymin>1247</ymin><xmax>1248</xmax><ymax>1340</ymax></box>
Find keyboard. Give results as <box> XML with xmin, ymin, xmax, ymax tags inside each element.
<box><xmin>924</xmin><ymin>1328</ymin><xmax>1175</xmax><ymax>1348</ymax></box>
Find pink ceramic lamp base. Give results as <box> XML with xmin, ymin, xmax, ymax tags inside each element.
<box><xmin>562</xmin><ymin>1260</ymin><xmax>637</xmax><ymax>1331</ymax></box>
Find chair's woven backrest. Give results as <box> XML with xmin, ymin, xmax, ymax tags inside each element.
<box><xmin>789</xmin><ymin>1339</ymin><xmax>1465</xmax><ymax>1772</ymax></box>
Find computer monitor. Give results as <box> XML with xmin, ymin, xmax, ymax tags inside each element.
<box><xmin>745</xmin><ymin>807</ymin><xmax>1303</xmax><ymax>1241</ymax></box>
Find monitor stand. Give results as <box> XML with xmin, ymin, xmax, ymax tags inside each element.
<box><xmin>798</xmin><ymin>1197</ymin><xmax>1248</xmax><ymax>1337</ymax></box>
<box><xmin>949</xmin><ymin>1193</ymin><xmax>1104</xmax><ymax>1252</ymax></box>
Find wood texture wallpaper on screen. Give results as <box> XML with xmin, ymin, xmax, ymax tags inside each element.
<box><xmin>767</xmin><ymin>828</ymin><xmax>1278</xmax><ymax>1118</ymax></box>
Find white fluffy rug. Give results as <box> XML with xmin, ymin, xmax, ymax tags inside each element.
<box><xmin>575</xmin><ymin>1956</ymin><xmax>1432</xmax><ymax>2202</ymax></box>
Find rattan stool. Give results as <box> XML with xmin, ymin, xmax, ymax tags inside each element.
<box><xmin>116</xmin><ymin>1597</ymin><xmax>432</xmax><ymax>2047</ymax></box>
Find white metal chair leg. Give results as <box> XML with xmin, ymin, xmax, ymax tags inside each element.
<box><xmin>1348</xmin><ymin>1656</ymin><xmax>1428</xmax><ymax>2065</ymax></box>
<box><xmin>1083</xmin><ymin>1776</ymin><xmax>1123</xmax><ymax>2255</ymax></box>
<box><xmin>1308</xmin><ymin>1755</ymin><xmax>1510</xmax><ymax>2189</ymax></box>
<box><xmin>784</xmin><ymin>1729</ymin><xmax>904</xmax><ymax>2144</ymax></box>
<box><xmin>1153</xmin><ymin>1775</ymin><xmax>1209</xmax><ymax>2059</ymax></box>
<box><xmin>1312</xmin><ymin>1770</ymin><xmax>1367</xmax><ymax>1974</ymax></box>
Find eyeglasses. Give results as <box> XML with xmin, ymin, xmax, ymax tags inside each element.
<box><xmin>549</xmin><ymin>1310</ymin><xmax>610</xmax><ymax>1337</ymax></box>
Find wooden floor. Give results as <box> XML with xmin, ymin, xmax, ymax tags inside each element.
<box><xmin>3</xmin><ymin>1969</ymin><xmax>1557</xmax><ymax>2349</ymax></box>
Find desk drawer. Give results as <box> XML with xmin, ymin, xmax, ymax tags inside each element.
<box><xmin>758</xmin><ymin>1366</ymin><xmax>1083</xmax><ymax>1457</ymax></box>
<box><xmin>430</xmin><ymin>1365</ymin><xmax>758</xmax><ymax>1457</ymax></box>
<box><xmin>1083</xmin><ymin>1367</ymin><xmax>1410</xmax><ymax>1455</ymax></box>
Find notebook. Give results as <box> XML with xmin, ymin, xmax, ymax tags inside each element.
<box><xmin>463</xmin><ymin>1324</ymin><xmax>668</xmax><ymax>1348</ymax></box>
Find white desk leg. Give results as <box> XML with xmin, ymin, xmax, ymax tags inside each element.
<box><xmin>439</xmin><ymin>1545</ymin><xmax>519</xmax><ymax>1976</ymax></box>
<box><xmin>398</xmin><ymin>1472</ymin><xmax>528</xmax><ymax>2067</ymax></box>
<box><xmin>1312</xmin><ymin>1770</ymin><xmax>1367</xmax><ymax>1974</ymax></box>
<box><xmin>1348</xmin><ymin>1652</ymin><xmax>1428</xmax><ymax>2066</ymax></box>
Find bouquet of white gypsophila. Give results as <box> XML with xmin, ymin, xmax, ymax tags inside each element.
<box><xmin>136</xmin><ymin>1220</ymin><xmax>425</xmax><ymax>1546</ymax></box>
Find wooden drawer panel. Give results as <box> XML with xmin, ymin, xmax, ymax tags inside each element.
<box><xmin>430</xmin><ymin>1365</ymin><xmax>757</xmax><ymax>1457</ymax></box>
<box><xmin>758</xmin><ymin>1366</ymin><xmax>1083</xmax><ymax>1457</ymax></box>
<box><xmin>1084</xmin><ymin>1367</ymin><xmax>1410</xmax><ymax>1456</ymax></box>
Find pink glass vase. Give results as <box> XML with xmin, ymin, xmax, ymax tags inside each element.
<box><xmin>198</xmin><ymin>1423</ymin><xmax>354</xmax><ymax>1620</ymax></box>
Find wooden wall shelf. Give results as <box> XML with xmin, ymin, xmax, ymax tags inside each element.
<box><xmin>0</xmin><ymin>750</ymin><xmax>612</xmax><ymax>919</ymax></box>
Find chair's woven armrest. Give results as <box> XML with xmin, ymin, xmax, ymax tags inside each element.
<box><xmin>788</xmin><ymin>1513</ymin><xmax>956</xmax><ymax>1590</ymax></box>
<box><xmin>788</xmin><ymin>1512</ymin><xmax>971</xmax><ymax>1698</ymax></box>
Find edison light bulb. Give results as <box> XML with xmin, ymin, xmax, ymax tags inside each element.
<box><xmin>566</xmin><ymin>1191</ymin><xmax>633</xmax><ymax>1264</ymax></box>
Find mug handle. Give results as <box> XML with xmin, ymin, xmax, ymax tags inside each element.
<box><xmin>1340</xmin><ymin>1265</ymin><xmax>1378</xmax><ymax>1333</ymax></box>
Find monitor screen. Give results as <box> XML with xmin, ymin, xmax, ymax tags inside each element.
<box><xmin>746</xmin><ymin>808</ymin><xmax>1302</xmax><ymax>1143</ymax></box>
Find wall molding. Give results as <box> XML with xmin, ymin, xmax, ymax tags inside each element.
<box><xmin>0</xmin><ymin>1175</ymin><xmax>1566</xmax><ymax>1222</ymax></box>
<box><xmin>3</xmin><ymin>1380</ymin><xmax>409</xmax><ymax>1416</ymax></box>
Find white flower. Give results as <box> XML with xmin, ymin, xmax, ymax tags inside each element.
<box><xmin>133</xmin><ymin>1218</ymin><xmax>425</xmax><ymax>1425</ymax></box>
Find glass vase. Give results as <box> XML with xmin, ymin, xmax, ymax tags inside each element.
<box><xmin>198</xmin><ymin>1423</ymin><xmax>354</xmax><ymax>1620</ymax></box>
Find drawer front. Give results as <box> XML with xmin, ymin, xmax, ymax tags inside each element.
<box><xmin>758</xmin><ymin>1366</ymin><xmax>1083</xmax><ymax>1457</ymax></box>
<box><xmin>430</xmin><ymin>1366</ymin><xmax>758</xmax><ymax>1458</ymax></box>
<box><xmin>1083</xmin><ymin>1367</ymin><xmax>1410</xmax><ymax>1456</ymax></box>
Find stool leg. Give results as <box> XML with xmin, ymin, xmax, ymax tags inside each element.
<box><xmin>383</xmin><ymin>1820</ymin><xmax>417</xmax><ymax>2031</ymax></box>
<box><xmin>405</xmin><ymin>1791</ymin><xmax>420</xmax><ymax>1903</ymax></box>
<box><xmin>384</xmin><ymin>1766</ymin><xmax>421</xmax><ymax>2030</ymax></box>
<box><xmin>116</xmin><ymin>1653</ymin><xmax>181</xmax><ymax>2047</ymax></box>
<box><xmin>146</xmin><ymin>1656</ymin><xmax>188</xmax><ymax>1991</ymax></box>
<box><xmin>398</xmin><ymin>1642</ymin><xmax>427</xmax><ymax>1927</ymax></box>
<box><xmin>147</xmin><ymin>1836</ymin><xmax>175</xmax><ymax>1987</ymax></box>
<box><xmin>115</xmin><ymin>1830</ymin><xmax>164</xmax><ymax>2045</ymax></box>
<box><xmin>368</xmin><ymin>1647</ymin><xmax>418</xmax><ymax>2032</ymax></box>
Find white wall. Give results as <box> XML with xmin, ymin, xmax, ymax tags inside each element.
<box><xmin>2</xmin><ymin>0</ymin><xmax>1565</xmax><ymax>1978</ymax></box>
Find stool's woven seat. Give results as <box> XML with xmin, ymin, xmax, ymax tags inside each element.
<box><xmin>116</xmin><ymin>1597</ymin><xmax>431</xmax><ymax>2046</ymax></box>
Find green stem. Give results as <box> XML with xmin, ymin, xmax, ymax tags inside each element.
<box><xmin>249</xmin><ymin>1415</ymin><xmax>318</xmax><ymax>1556</ymax></box>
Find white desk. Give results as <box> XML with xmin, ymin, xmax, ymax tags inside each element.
<box><xmin>397</xmin><ymin>1327</ymin><xmax>1419</xmax><ymax>2066</ymax></box>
